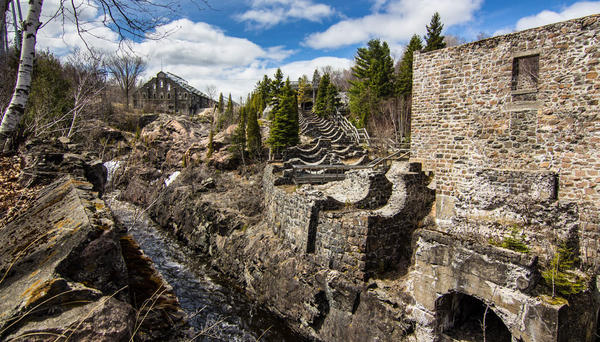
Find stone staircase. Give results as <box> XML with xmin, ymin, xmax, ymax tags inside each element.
<box><xmin>275</xmin><ymin>110</ymin><xmax>410</xmax><ymax>184</ymax></box>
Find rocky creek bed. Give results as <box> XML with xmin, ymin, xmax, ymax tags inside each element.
<box><xmin>107</xmin><ymin>192</ymin><xmax>303</xmax><ymax>342</ymax></box>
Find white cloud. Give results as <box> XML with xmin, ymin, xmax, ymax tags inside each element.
<box><xmin>237</xmin><ymin>0</ymin><xmax>334</xmax><ymax>28</ymax></box>
<box><xmin>304</xmin><ymin>0</ymin><xmax>483</xmax><ymax>49</ymax></box>
<box><xmin>515</xmin><ymin>1</ymin><xmax>600</xmax><ymax>31</ymax></box>
<box><xmin>16</xmin><ymin>0</ymin><xmax>349</xmax><ymax>100</ymax></box>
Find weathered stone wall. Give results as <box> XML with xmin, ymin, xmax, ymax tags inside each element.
<box><xmin>263</xmin><ymin>164</ymin><xmax>320</xmax><ymax>253</ymax></box>
<box><xmin>411</xmin><ymin>14</ymin><xmax>600</xmax><ymax>266</ymax></box>
<box><xmin>264</xmin><ymin>162</ymin><xmax>434</xmax><ymax>280</ymax></box>
<box><xmin>409</xmin><ymin>230</ymin><xmax>575</xmax><ymax>342</ymax></box>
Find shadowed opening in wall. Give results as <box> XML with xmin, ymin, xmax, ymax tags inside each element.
<box><xmin>436</xmin><ymin>292</ymin><xmax>512</xmax><ymax>342</ymax></box>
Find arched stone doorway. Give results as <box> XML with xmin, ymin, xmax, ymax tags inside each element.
<box><xmin>436</xmin><ymin>292</ymin><xmax>513</xmax><ymax>342</ymax></box>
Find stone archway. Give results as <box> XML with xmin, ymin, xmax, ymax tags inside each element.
<box><xmin>436</xmin><ymin>292</ymin><xmax>512</xmax><ymax>342</ymax></box>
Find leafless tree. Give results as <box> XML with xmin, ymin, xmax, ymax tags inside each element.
<box><xmin>204</xmin><ymin>84</ymin><xmax>217</xmax><ymax>102</ymax></box>
<box><xmin>0</xmin><ymin>0</ymin><xmax>209</xmax><ymax>151</ymax></box>
<box><xmin>106</xmin><ymin>52</ymin><xmax>146</xmax><ymax>110</ymax></box>
<box><xmin>64</xmin><ymin>48</ymin><xmax>106</xmax><ymax>137</ymax></box>
<box><xmin>444</xmin><ymin>34</ymin><xmax>466</xmax><ymax>47</ymax></box>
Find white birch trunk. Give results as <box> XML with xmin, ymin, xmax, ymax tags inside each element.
<box><xmin>0</xmin><ymin>0</ymin><xmax>43</xmax><ymax>147</ymax></box>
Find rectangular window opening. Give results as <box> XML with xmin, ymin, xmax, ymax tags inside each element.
<box><xmin>512</xmin><ymin>54</ymin><xmax>539</xmax><ymax>92</ymax></box>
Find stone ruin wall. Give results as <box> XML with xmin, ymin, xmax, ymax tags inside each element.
<box><xmin>264</xmin><ymin>163</ymin><xmax>434</xmax><ymax>280</ymax></box>
<box><xmin>411</xmin><ymin>14</ymin><xmax>600</xmax><ymax>268</ymax></box>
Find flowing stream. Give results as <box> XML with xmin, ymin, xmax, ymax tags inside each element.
<box><xmin>107</xmin><ymin>194</ymin><xmax>303</xmax><ymax>342</ymax></box>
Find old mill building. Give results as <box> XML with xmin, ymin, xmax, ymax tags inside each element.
<box><xmin>134</xmin><ymin>71</ymin><xmax>214</xmax><ymax>115</ymax></box>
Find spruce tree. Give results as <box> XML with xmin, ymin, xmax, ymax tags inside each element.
<box><xmin>271</xmin><ymin>68</ymin><xmax>284</xmax><ymax>99</ymax></box>
<box><xmin>217</xmin><ymin>93</ymin><xmax>224</xmax><ymax>112</ymax></box>
<box><xmin>231</xmin><ymin>105</ymin><xmax>247</xmax><ymax>160</ymax></box>
<box><xmin>311</xmin><ymin>69</ymin><xmax>321</xmax><ymax>102</ymax></box>
<box><xmin>424</xmin><ymin>12</ymin><xmax>446</xmax><ymax>52</ymax></box>
<box><xmin>267</xmin><ymin>79</ymin><xmax>299</xmax><ymax>153</ymax></box>
<box><xmin>314</xmin><ymin>73</ymin><xmax>330</xmax><ymax>117</ymax></box>
<box><xmin>297</xmin><ymin>75</ymin><xmax>312</xmax><ymax>110</ymax></box>
<box><xmin>206</xmin><ymin>128</ymin><xmax>214</xmax><ymax>158</ymax></box>
<box><xmin>246</xmin><ymin>94</ymin><xmax>262</xmax><ymax>159</ymax></box>
<box><xmin>349</xmin><ymin>39</ymin><xmax>395</xmax><ymax>127</ymax></box>
<box><xmin>226</xmin><ymin>93</ymin><xmax>233</xmax><ymax>116</ymax></box>
<box><xmin>325</xmin><ymin>83</ymin><xmax>340</xmax><ymax>115</ymax></box>
<box><xmin>257</xmin><ymin>75</ymin><xmax>271</xmax><ymax>113</ymax></box>
<box><xmin>397</xmin><ymin>34</ymin><xmax>423</xmax><ymax>95</ymax></box>
<box><xmin>268</xmin><ymin>68</ymin><xmax>285</xmax><ymax>119</ymax></box>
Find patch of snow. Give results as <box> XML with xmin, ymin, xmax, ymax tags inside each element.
<box><xmin>165</xmin><ymin>171</ymin><xmax>181</xmax><ymax>187</ymax></box>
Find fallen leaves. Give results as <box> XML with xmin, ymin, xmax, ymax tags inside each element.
<box><xmin>0</xmin><ymin>155</ymin><xmax>42</xmax><ymax>227</ymax></box>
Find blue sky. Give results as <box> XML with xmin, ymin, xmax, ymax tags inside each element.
<box><xmin>25</xmin><ymin>0</ymin><xmax>600</xmax><ymax>99</ymax></box>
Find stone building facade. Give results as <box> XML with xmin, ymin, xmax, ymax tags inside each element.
<box><xmin>409</xmin><ymin>14</ymin><xmax>600</xmax><ymax>341</ymax></box>
<box><xmin>134</xmin><ymin>71</ymin><xmax>213</xmax><ymax>115</ymax></box>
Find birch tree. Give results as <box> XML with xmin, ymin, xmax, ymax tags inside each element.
<box><xmin>0</xmin><ymin>0</ymin><xmax>209</xmax><ymax>152</ymax></box>
<box><xmin>0</xmin><ymin>0</ymin><xmax>43</xmax><ymax>152</ymax></box>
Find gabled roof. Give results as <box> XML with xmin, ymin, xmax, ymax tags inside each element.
<box><xmin>152</xmin><ymin>71</ymin><xmax>211</xmax><ymax>100</ymax></box>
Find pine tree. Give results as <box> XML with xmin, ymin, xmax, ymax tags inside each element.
<box><xmin>349</xmin><ymin>39</ymin><xmax>395</xmax><ymax>127</ymax></box>
<box><xmin>268</xmin><ymin>68</ymin><xmax>285</xmax><ymax>120</ymax></box>
<box><xmin>271</xmin><ymin>68</ymin><xmax>284</xmax><ymax>99</ymax></box>
<box><xmin>226</xmin><ymin>93</ymin><xmax>233</xmax><ymax>116</ymax></box>
<box><xmin>217</xmin><ymin>93</ymin><xmax>224</xmax><ymax>112</ymax></box>
<box><xmin>206</xmin><ymin>128</ymin><xmax>214</xmax><ymax>158</ymax></box>
<box><xmin>231</xmin><ymin>104</ymin><xmax>247</xmax><ymax>162</ymax></box>
<box><xmin>267</xmin><ymin>79</ymin><xmax>299</xmax><ymax>153</ymax></box>
<box><xmin>311</xmin><ymin>69</ymin><xmax>321</xmax><ymax>102</ymax></box>
<box><xmin>246</xmin><ymin>94</ymin><xmax>262</xmax><ymax>159</ymax></box>
<box><xmin>297</xmin><ymin>75</ymin><xmax>312</xmax><ymax>110</ymax></box>
<box><xmin>424</xmin><ymin>12</ymin><xmax>446</xmax><ymax>52</ymax></box>
<box><xmin>397</xmin><ymin>34</ymin><xmax>423</xmax><ymax>95</ymax></box>
<box><xmin>314</xmin><ymin>73</ymin><xmax>330</xmax><ymax>117</ymax></box>
<box><xmin>325</xmin><ymin>83</ymin><xmax>340</xmax><ymax>115</ymax></box>
<box><xmin>257</xmin><ymin>75</ymin><xmax>271</xmax><ymax>113</ymax></box>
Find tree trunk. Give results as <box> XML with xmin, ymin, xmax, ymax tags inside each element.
<box><xmin>0</xmin><ymin>0</ymin><xmax>43</xmax><ymax>151</ymax></box>
<box><xmin>0</xmin><ymin>0</ymin><xmax>10</xmax><ymax>55</ymax></box>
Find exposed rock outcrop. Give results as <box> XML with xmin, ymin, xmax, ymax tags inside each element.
<box><xmin>0</xmin><ymin>175</ymin><xmax>186</xmax><ymax>341</ymax></box>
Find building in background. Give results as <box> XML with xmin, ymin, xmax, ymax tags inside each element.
<box><xmin>134</xmin><ymin>71</ymin><xmax>213</xmax><ymax>115</ymax></box>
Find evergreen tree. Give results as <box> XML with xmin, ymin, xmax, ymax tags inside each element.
<box><xmin>348</xmin><ymin>39</ymin><xmax>395</xmax><ymax>127</ymax></box>
<box><xmin>226</xmin><ymin>93</ymin><xmax>233</xmax><ymax>116</ymax></box>
<box><xmin>231</xmin><ymin>104</ymin><xmax>247</xmax><ymax>161</ymax></box>
<box><xmin>325</xmin><ymin>83</ymin><xmax>340</xmax><ymax>115</ymax></box>
<box><xmin>267</xmin><ymin>79</ymin><xmax>299</xmax><ymax>153</ymax></box>
<box><xmin>311</xmin><ymin>69</ymin><xmax>321</xmax><ymax>102</ymax></box>
<box><xmin>217</xmin><ymin>93</ymin><xmax>235</xmax><ymax>130</ymax></box>
<box><xmin>206</xmin><ymin>128</ymin><xmax>214</xmax><ymax>158</ymax></box>
<box><xmin>217</xmin><ymin>92</ymin><xmax>224</xmax><ymax>112</ymax></box>
<box><xmin>397</xmin><ymin>34</ymin><xmax>423</xmax><ymax>95</ymax></box>
<box><xmin>271</xmin><ymin>68</ymin><xmax>284</xmax><ymax>99</ymax></box>
<box><xmin>351</xmin><ymin>39</ymin><xmax>395</xmax><ymax>98</ymax></box>
<box><xmin>257</xmin><ymin>75</ymin><xmax>271</xmax><ymax>113</ymax></box>
<box><xmin>424</xmin><ymin>12</ymin><xmax>446</xmax><ymax>52</ymax></box>
<box><xmin>268</xmin><ymin>68</ymin><xmax>285</xmax><ymax>119</ymax></box>
<box><xmin>314</xmin><ymin>73</ymin><xmax>330</xmax><ymax>117</ymax></box>
<box><xmin>297</xmin><ymin>75</ymin><xmax>312</xmax><ymax>110</ymax></box>
<box><xmin>246</xmin><ymin>94</ymin><xmax>262</xmax><ymax>158</ymax></box>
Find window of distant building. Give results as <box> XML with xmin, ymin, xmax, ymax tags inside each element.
<box><xmin>160</xmin><ymin>80</ymin><xmax>163</xmax><ymax>88</ymax></box>
<box><xmin>153</xmin><ymin>83</ymin><xmax>156</xmax><ymax>90</ymax></box>
<box><xmin>168</xmin><ymin>93</ymin><xmax>171</xmax><ymax>99</ymax></box>
<box><xmin>184</xmin><ymin>93</ymin><xmax>188</xmax><ymax>99</ymax></box>
<box><xmin>167</xmin><ymin>83</ymin><xmax>171</xmax><ymax>91</ymax></box>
